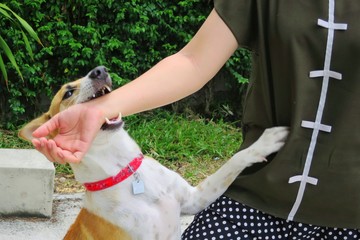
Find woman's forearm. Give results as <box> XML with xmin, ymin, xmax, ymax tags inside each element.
<box><xmin>89</xmin><ymin>53</ymin><xmax>211</xmax><ymax>118</ymax></box>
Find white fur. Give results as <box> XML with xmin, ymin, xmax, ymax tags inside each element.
<box><xmin>72</xmin><ymin>125</ymin><xmax>288</xmax><ymax>239</ymax></box>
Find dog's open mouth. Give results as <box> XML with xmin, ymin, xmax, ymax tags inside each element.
<box><xmin>101</xmin><ymin>115</ymin><xmax>123</xmax><ymax>130</ymax></box>
<box><xmin>106</xmin><ymin>114</ymin><xmax>122</xmax><ymax>125</ymax></box>
<box><xmin>89</xmin><ymin>85</ymin><xmax>124</xmax><ymax>131</ymax></box>
<box><xmin>89</xmin><ymin>85</ymin><xmax>112</xmax><ymax>101</ymax></box>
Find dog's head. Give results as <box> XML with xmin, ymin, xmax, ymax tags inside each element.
<box><xmin>19</xmin><ymin>66</ymin><xmax>121</xmax><ymax>141</ymax></box>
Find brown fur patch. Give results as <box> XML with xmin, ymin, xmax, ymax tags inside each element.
<box><xmin>64</xmin><ymin>208</ymin><xmax>131</xmax><ymax>240</ymax></box>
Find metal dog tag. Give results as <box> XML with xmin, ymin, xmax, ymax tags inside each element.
<box><xmin>132</xmin><ymin>172</ymin><xmax>144</xmax><ymax>195</ymax></box>
<box><xmin>128</xmin><ymin>164</ymin><xmax>144</xmax><ymax>195</ymax></box>
<box><xmin>132</xmin><ymin>179</ymin><xmax>145</xmax><ymax>195</ymax></box>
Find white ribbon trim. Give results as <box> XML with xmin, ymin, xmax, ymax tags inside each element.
<box><xmin>289</xmin><ymin>175</ymin><xmax>319</xmax><ymax>185</ymax></box>
<box><xmin>287</xmin><ymin>0</ymin><xmax>348</xmax><ymax>222</ymax></box>
<box><xmin>309</xmin><ymin>70</ymin><xmax>342</xmax><ymax>80</ymax></box>
<box><xmin>301</xmin><ymin>120</ymin><xmax>332</xmax><ymax>133</ymax></box>
<box><xmin>317</xmin><ymin>19</ymin><xmax>348</xmax><ymax>30</ymax></box>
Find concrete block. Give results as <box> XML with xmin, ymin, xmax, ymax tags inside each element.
<box><xmin>0</xmin><ymin>149</ymin><xmax>55</xmax><ymax>218</ymax></box>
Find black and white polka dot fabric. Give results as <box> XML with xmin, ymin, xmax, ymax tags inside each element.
<box><xmin>182</xmin><ymin>196</ymin><xmax>360</xmax><ymax>240</ymax></box>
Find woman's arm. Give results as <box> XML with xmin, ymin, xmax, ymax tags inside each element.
<box><xmin>89</xmin><ymin>9</ymin><xmax>238</xmax><ymax>118</ymax></box>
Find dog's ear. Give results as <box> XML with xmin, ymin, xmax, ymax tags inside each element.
<box><xmin>18</xmin><ymin>113</ymin><xmax>52</xmax><ymax>142</ymax></box>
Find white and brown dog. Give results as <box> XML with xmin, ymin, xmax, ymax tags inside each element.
<box><xmin>19</xmin><ymin>66</ymin><xmax>288</xmax><ymax>240</ymax></box>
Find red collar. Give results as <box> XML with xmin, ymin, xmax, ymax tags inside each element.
<box><xmin>83</xmin><ymin>154</ymin><xmax>144</xmax><ymax>192</ymax></box>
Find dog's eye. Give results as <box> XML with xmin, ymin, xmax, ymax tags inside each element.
<box><xmin>63</xmin><ymin>90</ymin><xmax>74</xmax><ymax>100</ymax></box>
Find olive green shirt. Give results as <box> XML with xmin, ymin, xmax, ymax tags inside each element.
<box><xmin>215</xmin><ymin>0</ymin><xmax>360</xmax><ymax>229</ymax></box>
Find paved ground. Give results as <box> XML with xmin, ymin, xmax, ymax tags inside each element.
<box><xmin>0</xmin><ymin>193</ymin><xmax>194</xmax><ymax>240</ymax></box>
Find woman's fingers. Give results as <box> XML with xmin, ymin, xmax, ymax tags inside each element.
<box><xmin>32</xmin><ymin>114</ymin><xmax>60</xmax><ymax>139</ymax></box>
<box><xmin>32</xmin><ymin>138</ymin><xmax>66</xmax><ymax>164</ymax></box>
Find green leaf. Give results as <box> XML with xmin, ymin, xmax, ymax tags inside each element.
<box><xmin>0</xmin><ymin>53</ymin><xmax>8</xmax><ymax>87</ymax></box>
<box><xmin>0</xmin><ymin>6</ymin><xmax>11</xmax><ymax>19</ymax></box>
<box><xmin>21</xmin><ymin>31</ymin><xmax>34</xmax><ymax>60</ymax></box>
<box><xmin>0</xmin><ymin>3</ymin><xmax>11</xmax><ymax>11</ymax></box>
<box><xmin>4</xmin><ymin>5</ymin><xmax>43</xmax><ymax>46</ymax></box>
<box><xmin>0</xmin><ymin>36</ymin><xmax>23</xmax><ymax>81</ymax></box>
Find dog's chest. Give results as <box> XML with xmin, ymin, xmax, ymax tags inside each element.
<box><xmin>85</xmin><ymin>190</ymin><xmax>182</xmax><ymax>239</ymax></box>
<box><xmin>83</xmin><ymin>161</ymin><xmax>187</xmax><ymax>239</ymax></box>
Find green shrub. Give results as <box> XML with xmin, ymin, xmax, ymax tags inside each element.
<box><xmin>0</xmin><ymin>3</ymin><xmax>42</xmax><ymax>86</ymax></box>
<box><xmin>0</xmin><ymin>0</ymin><xmax>251</xmax><ymax>129</ymax></box>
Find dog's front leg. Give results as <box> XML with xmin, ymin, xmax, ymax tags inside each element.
<box><xmin>180</xmin><ymin>126</ymin><xmax>289</xmax><ymax>214</ymax></box>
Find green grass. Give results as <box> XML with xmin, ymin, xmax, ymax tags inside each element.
<box><xmin>125</xmin><ymin>111</ymin><xmax>242</xmax><ymax>184</ymax></box>
<box><xmin>0</xmin><ymin>110</ymin><xmax>242</xmax><ymax>185</ymax></box>
<box><xmin>0</xmin><ymin>129</ymin><xmax>33</xmax><ymax>149</ymax></box>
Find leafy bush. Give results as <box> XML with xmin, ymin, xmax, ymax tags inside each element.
<box><xmin>0</xmin><ymin>3</ymin><xmax>42</xmax><ymax>86</ymax></box>
<box><xmin>0</xmin><ymin>0</ymin><xmax>251</xmax><ymax>129</ymax></box>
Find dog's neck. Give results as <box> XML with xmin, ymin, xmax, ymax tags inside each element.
<box><xmin>70</xmin><ymin>128</ymin><xmax>142</xmax><ymax>184</ymax></box>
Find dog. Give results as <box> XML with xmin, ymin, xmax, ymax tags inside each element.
<box><xmin>19</xmin><ymin>66</ymin><xmax>288</xmax><ymax>239</ymax></box>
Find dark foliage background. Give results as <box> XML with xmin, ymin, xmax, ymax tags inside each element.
<box><xmin>0</xmin><ymin>0</ymin><xmax>251</xmax><ymax>129</ymax></box>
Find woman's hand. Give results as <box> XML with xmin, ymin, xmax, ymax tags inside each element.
<box><xmin>32</xmin><ymin>104</ymin><xmax>105</xmax><ymax>164</ymax></box>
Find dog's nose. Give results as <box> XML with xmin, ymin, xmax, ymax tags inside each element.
<box><xmin>89</xmin><ymin>66</ymin><xmax>108</xmax><ymax>79</ymax></box>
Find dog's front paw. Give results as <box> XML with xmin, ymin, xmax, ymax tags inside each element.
<box><xmin>244</xmin><ymin>126</ymin><xmax>289</xmax><ymax>164</ymax></box>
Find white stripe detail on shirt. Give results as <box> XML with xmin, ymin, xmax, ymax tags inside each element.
<box><xmin>287</xmin><ymin>0</ymin><xmax>348</xmax><ymax>221</ymax></box>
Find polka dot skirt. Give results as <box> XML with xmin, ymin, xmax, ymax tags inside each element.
<box><xmin>182</xmin><ymin>195</ymin><xmax>360</xmax><ymax>240</ymax></box>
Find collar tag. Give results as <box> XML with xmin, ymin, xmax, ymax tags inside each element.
<box><xmin>132</xmin><ymin>178</ymin><xmax>145</xmax><ymax>195</ymax></box>
<box><xmin>129</xmin><ymin>165</ymin><xmax>145</xmax><ymax>195</ymax></box>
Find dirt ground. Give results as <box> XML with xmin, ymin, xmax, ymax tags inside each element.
<box><xmin>54</xmin><ymin>173</ymin><xmax>85</xmax><ymax>193</ymax></box>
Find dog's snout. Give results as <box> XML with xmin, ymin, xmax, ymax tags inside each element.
<box><xmin>89</xmin><ymin>66</ymin><xmax>108</xmax><ymax>79</ymax></box>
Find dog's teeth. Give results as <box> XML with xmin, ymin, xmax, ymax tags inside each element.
<box><xmin>118</xmin><ymin>112</ymin><xmax>122</xmax><ymax>121</ymax></box>
<box><xmin>105</xmin><ymin>114</ymin><xmax>123</xmax><ymax>125</ymax></box>
<box><xmin>92</xmin><ymin>94</ymin><xmax>96</xmax><ymax>98</ymax></box>
<box><xmin>105</xmin><ymin>117</ymin><xmax>112</xmax><ymax>125</ymax></box>
<box><xmin>105</xmin><ymin>86</ymin><xmax>111</xmax><ymax>92</ymax></box>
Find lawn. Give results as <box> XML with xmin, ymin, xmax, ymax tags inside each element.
<box><xmin>0</xmin><ymin>110</ymin><xmax>242</xmax><ymax>185</ymax></box>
